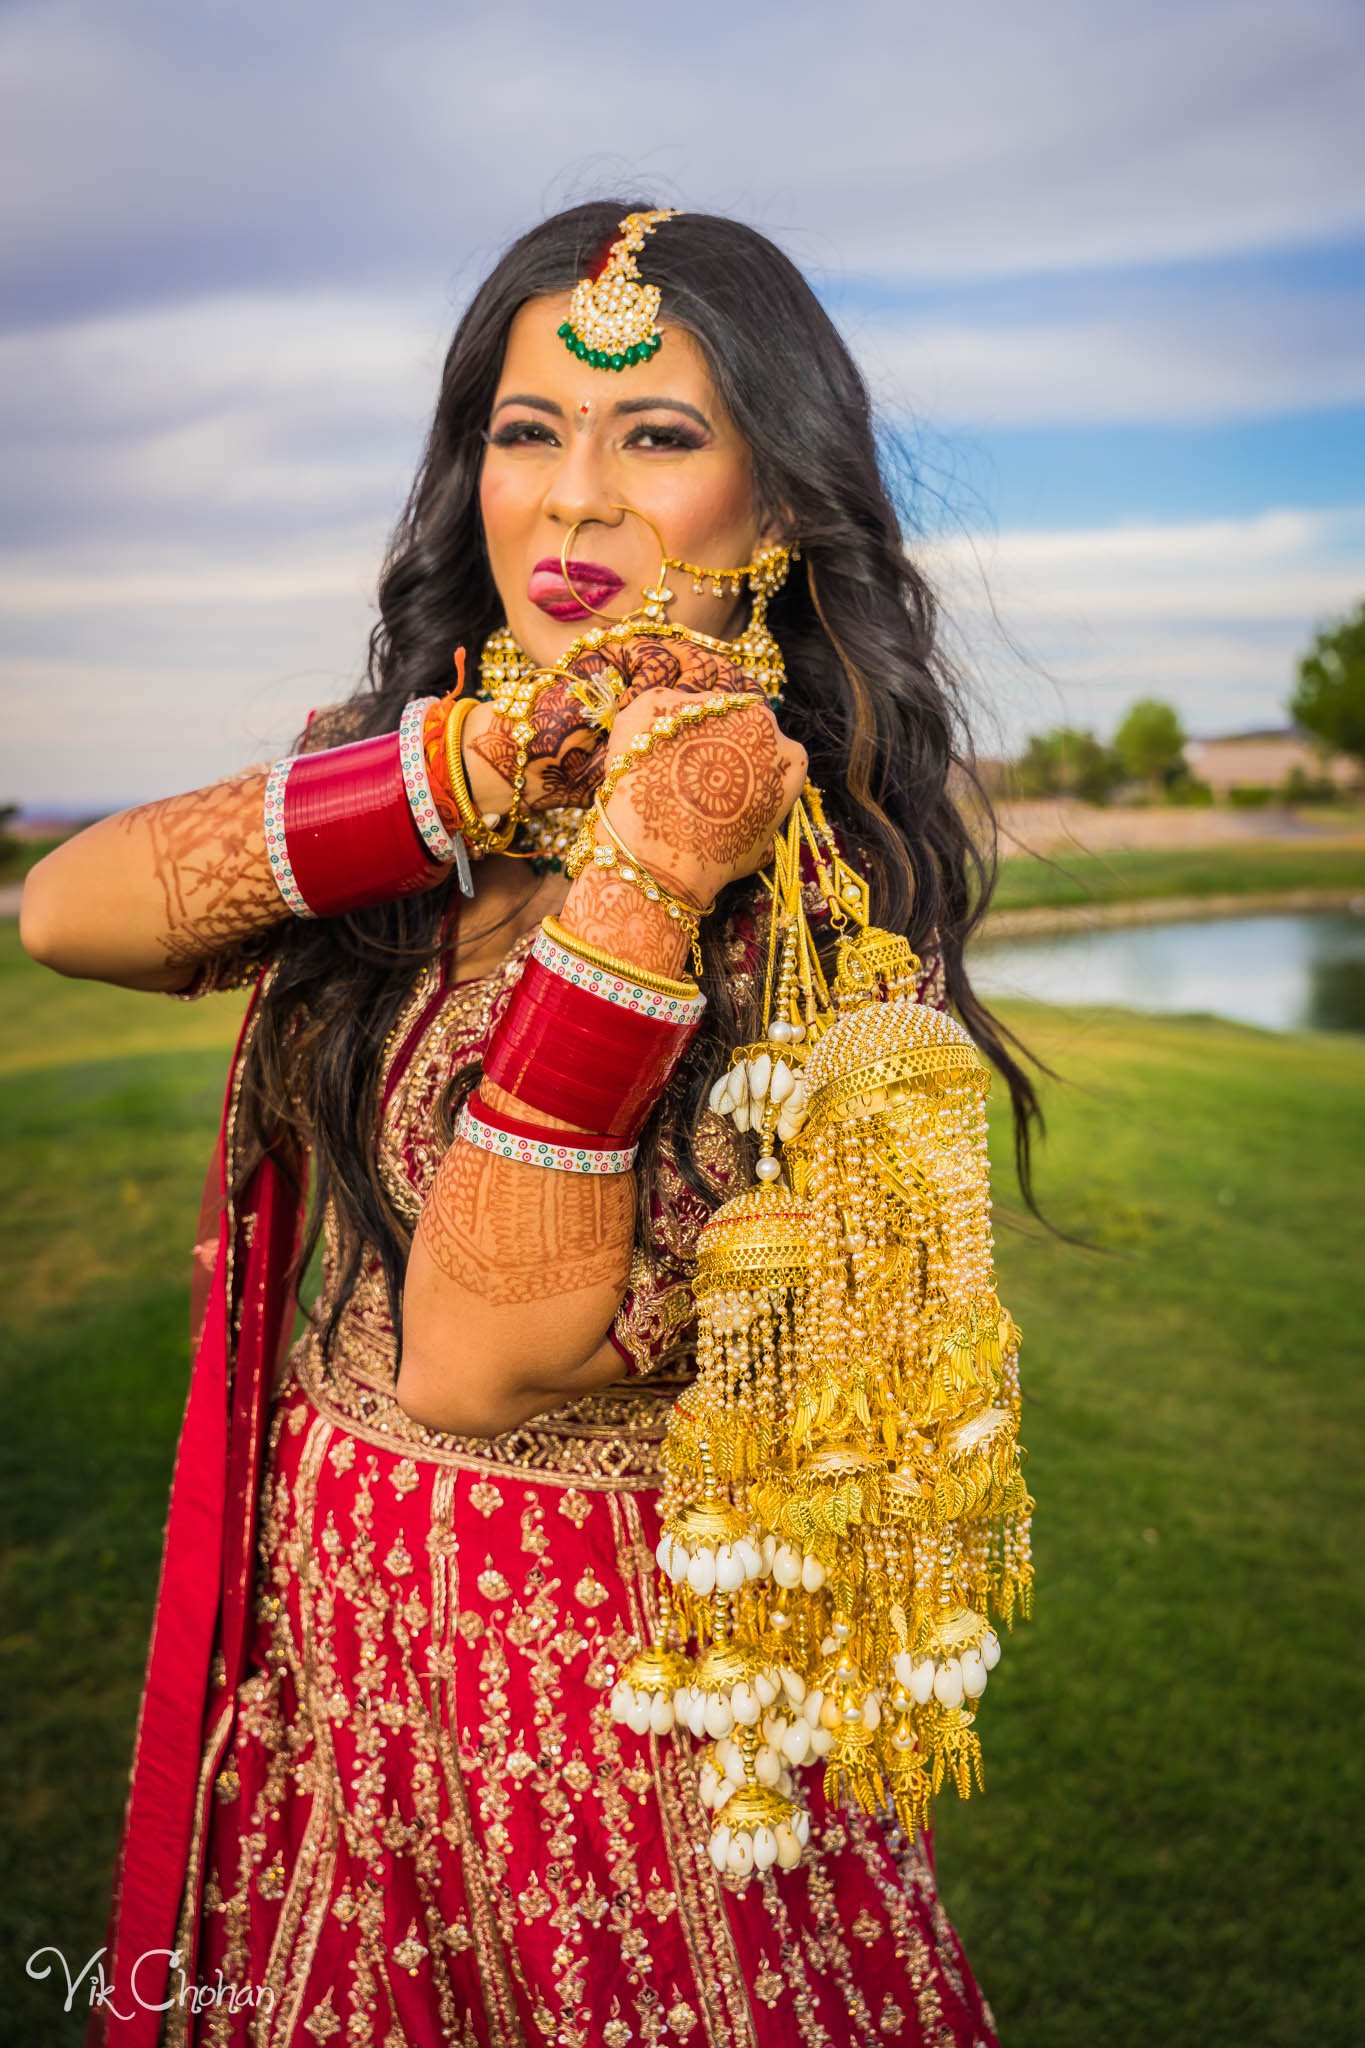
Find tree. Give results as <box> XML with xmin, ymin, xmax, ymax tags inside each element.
<box><xmin>1292</xmin><ymin>599</ymin><xmax>1365</xmax><ymax>768</ymax></box>
<box><xmin>1114</xmin><ymin>698</ymin><xmax>1187</xmax><ymax>791</ymax></box>
<box><xmin>1015</xmin><ymin>726</ymin><xmax>1122</xmax><ymax>804</ymax></box>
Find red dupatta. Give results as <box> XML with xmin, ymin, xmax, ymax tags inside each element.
<box><xmin>85</xmin><ymin>974</ymin><xmax>302</xmax><ymax>2043</ymax></box>
<box><xmin>87</xmin><ymin>933</ymin><xmax>459</xmax><ymax>2044</ymax></box>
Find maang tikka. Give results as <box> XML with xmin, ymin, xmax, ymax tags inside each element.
<box><xmin>559</xmin><ymin>209</ymin><xmax>681</xmax><ymax>370</ymax></box>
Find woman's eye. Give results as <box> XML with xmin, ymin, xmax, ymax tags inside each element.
<box><xmin>487</xmin><ymin>420</ymin><xmax>558</xmax><ymax>447</ymax></box>
<box><xmin>625</xmin><ymin>424</ymin><xmax>702</xmax><ymax>451</ymax></box>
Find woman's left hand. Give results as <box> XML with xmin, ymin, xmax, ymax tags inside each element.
<box><xmin>596</xmin><ymin>682</ymin><xmax>808</xmax><ymax>914</ymax></box>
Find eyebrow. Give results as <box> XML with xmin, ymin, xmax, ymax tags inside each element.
<box><xmin>491</xmin><ymin>392</ymin><xmax>714</xmax><ymax>431</ymax></box>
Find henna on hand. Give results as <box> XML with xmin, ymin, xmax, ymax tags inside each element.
<box><xmin>597</xmin><ymin>693</ymin><xmax>804</xmax><ymax>914</ymax></box>
<box><xmin>624</xmin><ymin>705</ymin><xmax>787</xmax><ymax>870</ymax></box>
<box><xmin>468</xmin><ymin>637</ymin><xmax>756</xmax><ymax>819</ymax></box>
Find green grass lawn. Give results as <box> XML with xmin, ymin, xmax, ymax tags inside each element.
<box><xmin>993</xmin><ymin>837</ymin><xmax>1365</xmax><ymax>913</ymax></box>
<box><xmin>1</xmin><ymin>926</ymin><xmax>1362</xmax><ymax>2043</ymax></box>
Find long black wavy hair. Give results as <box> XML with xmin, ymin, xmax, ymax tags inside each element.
<box><xmin>237</xmin><ymin>200</ymin><xmax>1044</xmax><ymax>1347</ymax></box>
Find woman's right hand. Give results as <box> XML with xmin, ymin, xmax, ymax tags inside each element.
<box><xmin>460</xmin><ymin>633</ymin><xmax>762</xmax><ymax>822</ymax></box>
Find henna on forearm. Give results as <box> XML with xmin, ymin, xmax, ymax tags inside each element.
<box><xmin>415</xmin><ymin>1135</ymin><xmax>634</xmax><ymax>1306</ymax></box>
<box><xmin>117</xmin><ymin>770</ymin><xmax>283</xmax><ymax>970</ymax></box>
<box><xmin>558</xmin><ymin>866</ymin><xmax>691</xmax><ymax>979</ymax></box>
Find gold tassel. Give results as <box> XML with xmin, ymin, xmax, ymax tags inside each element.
<box><xmin>611</xmin><ymin>794</ymin><xmax>1031</xmax><ymax>1880</ymax></box>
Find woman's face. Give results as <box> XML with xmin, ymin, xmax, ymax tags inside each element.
<box><xmin>479</xmin><ymin>291</ymin><xmax>783</xmax><ymax>668</ymax></box>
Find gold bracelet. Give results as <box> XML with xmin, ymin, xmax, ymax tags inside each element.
<box><xmin>444</xmin><ymin>697</ymin><xmax>516</xmax><ymax>856</ymax></box>
<box><xmin>576</xmin><ymin>831</ymin><xmax>703</xmax><ymax>976</ymax></box>
<box><xmin>589</xmin><ymin>826</ymin><xmax>704</xmax><ymax>928</ymax></box>
<box><xmin>595</xmin><ymin>801</ymin><xmax>713</xmax><ymax>915</ymax></box>
<box><xmin>541</xmin><ymin>915</ymin><xmax>701</xmax><ymax>1001</ymax></box>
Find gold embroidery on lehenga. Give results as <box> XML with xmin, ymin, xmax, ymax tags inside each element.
<box><xmin>428</xmin><ymin>1470</ymin><xmax>526</xmax><ymax>2046</ymax></box>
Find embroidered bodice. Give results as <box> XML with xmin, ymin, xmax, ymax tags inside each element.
<box><xmin>286</xmin><ymin>929</ymin><xmax>709</xmax><ymax>1486</ymax></box>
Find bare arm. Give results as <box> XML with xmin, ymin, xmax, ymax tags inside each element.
<box><xmin>19</xmin><ymin>770</ymin><xmax>288</xmax><ymax>992</ymax></box>
<box><xmin>396</xmin><ymin>691</ymin><xmax>807</xmax><ymax>1438</ymax></box>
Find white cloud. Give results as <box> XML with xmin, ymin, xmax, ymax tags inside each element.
<box><xmin>0</xmin><ymin>288</ymin><xmax>443</xmax><ymax>546</ymax></box>
<box><xmin>919</xmin><ymin>505</ymin><xmax>1365</xmax><ymax>749</ymax></box>
<box><xmin>0</xmin><ymin>0</ymin><xmax>1361</xmax><ymax>326</ymax></box>
<box><xmin>858</xmin><ymin>285</ymin><xmax>1365</xmax><ymax>427</ymax></box>
<box><xmin>2</xmin><ymin>537</ymin><xmax>385</xmax><ymax>810</ymax></box>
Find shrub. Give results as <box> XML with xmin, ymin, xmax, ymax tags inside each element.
<box><xmin>1166</xmin><ymin>776</ymin><xmax>1214</xmax><ymax>807</ymax></box>
<box><xmin>1282</xmin><ymin>765</ymin><xmax>1337</xmax><ymax>806</ymax></box>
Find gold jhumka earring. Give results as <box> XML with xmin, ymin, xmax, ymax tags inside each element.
<box><xmin>662</xmin><ymin>539</ymin><xmax>795</xmax><ymax>703</ymax></box>
<box><xmin>607</xmin><ymin>794</ymin><xmax>1033</xmax><ymax>1882</ymax></box>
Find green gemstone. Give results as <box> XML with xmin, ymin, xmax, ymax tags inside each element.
<box><xmin>575</xmin><ymin>339</ymin><xmax>587</xmax><ymax>359</ymax></box>
<box><xmin>610</xmin><ymin>353</ymin><xmax>624</xmax><ymax>370</ymax></box>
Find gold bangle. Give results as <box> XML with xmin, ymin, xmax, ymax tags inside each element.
<box><xmin>595</xmin><ymin>802</ymin><xmax>713</xmax><ymax>915</ymax></box>
<box><xmin>444</xmin><ymin>697</ymin><xmax>515</xmax><ymax>856</ymax></box>
<box><xmin>576</xmin><ymin>825</ymin><xmax>702</xmax><ymax>957</ymax></box>
<box><xmin>541</xmin><ymin>915</ymin><xmax>700</xmax><ymax>1000</ymax></box>
<box><xmin>564</xmin><ymin>799</ymin><xmax>699</xmax><ymax>918</ymax></box>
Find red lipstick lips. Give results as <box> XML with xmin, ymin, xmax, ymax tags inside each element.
<box><xmin>528</xmin><ymin>556</ymin><xmax>625</xmax><ymax>622</ymax></box>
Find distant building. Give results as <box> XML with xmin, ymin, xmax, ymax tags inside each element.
<box><xmin>1183</xmin><ymin>726</ymin><xmax>1360</xmax><ymax>799</ymax></box>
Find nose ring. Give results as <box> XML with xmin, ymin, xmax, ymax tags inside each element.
<box><xmin>560</xmin><ymin>504</ymin><xmax>671</xmax><ymax>624</ymax></box>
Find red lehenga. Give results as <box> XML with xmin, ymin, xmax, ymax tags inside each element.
<box><xmin>88</xmin><ymin>917</ymin><xmax>1000</xmax><ymax>2048</ymax></box>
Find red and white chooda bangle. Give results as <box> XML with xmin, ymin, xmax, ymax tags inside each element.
<box><xmin>263</xmin><ymin>697</ymin><xmax>473</xmax><ymax>920</ymax></box>
<box><xmin>397</xmin><ymin>698</ymin><xmax>474</xmax><ymax>894</ymax></box>
<box><xmin>456</xmin><ymin>1090</ymin><xmax>637</xmax><ymax>1174</ymax></box>
<box><xmin>482</xmin><ymin>921</ymin><xmax>706</xmax><ymax>1144</ymax></box>
<box><xmin>530</xmin><ymin>922</ymin><xmax>706</xmax><ymax>1028</ymax></box>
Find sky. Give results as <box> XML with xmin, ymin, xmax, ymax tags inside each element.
<box><xmin>4</xmin><ymin>0</ymin><xmax>1364</xmax><ymax>810</ymax></box>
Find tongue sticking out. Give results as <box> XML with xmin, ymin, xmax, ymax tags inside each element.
<box><xmin>528</xmin><ymin>567</ymin><xmax>621</xmax><ymax>613</ymax></box>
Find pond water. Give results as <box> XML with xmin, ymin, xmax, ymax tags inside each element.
<box><xmin>970</xmin><ymin>911</ymin><xmax>1365</xmax><ymax>1036</ymax></box>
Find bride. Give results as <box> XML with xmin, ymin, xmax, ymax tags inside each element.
<box><xmin>23</xmin><ymin>200</ymin><xmax>1037</xmax><ymax>2047</ymax></box>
